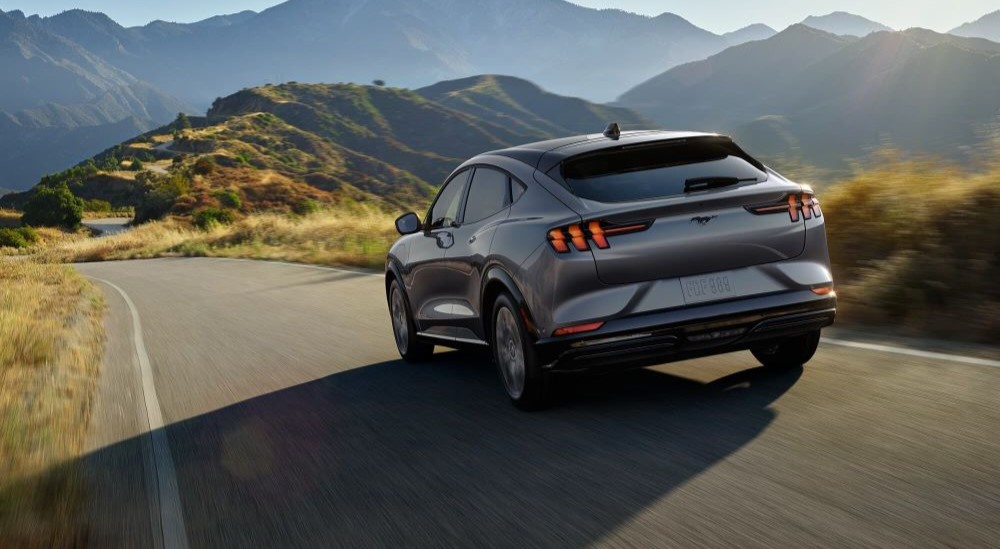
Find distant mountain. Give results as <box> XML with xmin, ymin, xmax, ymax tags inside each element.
<box><xmin>0</xmin><ymin>8</ymin><xmax>189</xmax><ymax>191</ymax></box>
<box><xmin>723</xmin><ymin>24</ymin><xmax>778</xmax><ymax>45</ymax></box>
<box><xmin>801</xmin><ymin>12</ymin><xmax>892</xmax><ymax>36</ymax></box>
<box><xmin>416</xmin><ymin>75</ymin><xmax>649</xmax><ymax>137</ymax></box>
<box><xmin>1</xmin><ymin>77</ymin><xmax>650</xmax><ymax>212</ymax></box>
<box><xmin>950</xmin><ymin>10</ymin><xmax>1000</xmax><ymax>42</ymax></box>
<box><xmin>19</xmin><ymin>0</ymin><xmax>737</xmax><ymax>107</ymax></box>
<box><xmin>619</xmin><ymin>27</ymin><xmax>1000</xmax><ymax>170</ymax></box>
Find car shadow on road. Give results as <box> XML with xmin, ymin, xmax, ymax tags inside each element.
<box><xmin>31</xmin><ymin>355</ymin><xmax>801</xmax><ymax>547</ymax></box>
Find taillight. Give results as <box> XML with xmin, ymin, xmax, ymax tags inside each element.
<box><xmin>746</xmin><ymin>192</ymin><xmax>822</xmax><ymax>222</ymax></box>
<box><xmin>547</xmin><ymin>220</ymin><xmax>651</xmax><ymax>254</ymax></box>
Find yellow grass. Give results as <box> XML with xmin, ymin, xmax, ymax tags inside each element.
<box><xmin>0</xmin><ymin>260</ymin><xmax>105</xmax><ymax>546</ymax></box>
<box><xmin>40</xmin><ymin>208</ymin><xmax>400</xmax><ymax>270</ymax></box>
<box><xmin>823</xmin><ymin>150</ymin><xmax>1000</xmax><ymax>342</ymax></box>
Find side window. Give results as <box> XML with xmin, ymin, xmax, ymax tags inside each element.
<box><xmin>428</xmin><ymin>170</ymin><xmax>470</xmax><ymax>229</ymax></box>
<box><xmin>463</xmin><ymin>167</ymin><xmax>510</xmax><ymax>224</ymax></box>
<box><xmin>511</xmin><ymin>179</ymin><xmax>526</xmax><ymax>203</ymax></box>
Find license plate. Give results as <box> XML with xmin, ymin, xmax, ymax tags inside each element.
<box><xmin>681</xmin><ymin>272</ymin><xmax>737</xmax><ymax>304</ymax></box>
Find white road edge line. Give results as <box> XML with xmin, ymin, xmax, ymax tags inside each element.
<box><xmin>822</xmin><ymin>337</ymin><xmax>1000</xmax><ymax>368</ymax></box>
<box><xmin>90</xmin><ymin>277</ymin><xmax>190</xmax><ymax>549</ymax></box>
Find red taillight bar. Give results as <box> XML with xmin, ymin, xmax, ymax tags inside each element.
<box><xmin>548</xmin><ymin>220</ymin><xmax>651</xmax><ymax>253</ymax></box>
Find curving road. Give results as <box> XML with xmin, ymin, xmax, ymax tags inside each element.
<box><xmin>73</xmin><ymin>258</ymin><xmax>1000</xmax><ymax>548</ymax></box>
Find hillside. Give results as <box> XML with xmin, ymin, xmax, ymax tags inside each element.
<box><xmin>1</xmin><ymin>77</ymin><xmax>649</xmax><ymax>215</ymax></box>
<box><xmin>951</xmin><ymin>10</ymin><xmax>1000</xmax><ymax>42</ymax></box>
<box><xmin>801</xmin><ymin>12</ymin><xmax>892</xmax><ymax>36</ymax></box>
<box><xmin>619</xmin><ymin>27</ymin><xmax>1000</xmax><ymax>170</ymax></box>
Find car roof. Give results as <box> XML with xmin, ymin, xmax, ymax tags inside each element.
<box><xmin>488</xmin><ymin>129</ymin><xmax>723</xmax><ymax>173</ymax></box>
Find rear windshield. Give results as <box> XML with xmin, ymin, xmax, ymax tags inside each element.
<box><xmin>559</xmin><ymin>138</ymin><xmax>768</xmax><ymax>203</ymax></box>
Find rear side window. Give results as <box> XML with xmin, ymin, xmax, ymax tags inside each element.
<box><xmin>559</xmin><ymin>138</ymin><xmax>768</xmax><ymax>203</ymax></box>
<box><xmin>463</xmin><ymin>168</ymin><xmax>509</xmax><ymax>224</ymax></box>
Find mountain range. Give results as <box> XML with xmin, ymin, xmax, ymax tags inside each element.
<box><xmin>0</xmin><ymin>76</ymin><xmax>648</xmax><ymax>211</ymax></box>
<box><xmin>1</xmin><ymin>1</ymin><xmax>998</xmax><ymax>195</ymax></box>
<box><xmin>619</xmin><ymin>25</ymin><xmax>1000</xmax><ymax>170</ymax></box>
<box><xmin>0</xmin><ymin>0</ymin><xmax>784</xmax><ymax>192</ymax></box>
<box><xmin>950</xmin><ymin>10</ymin><xmax>1000</xmax><ymax>42</ymax></box>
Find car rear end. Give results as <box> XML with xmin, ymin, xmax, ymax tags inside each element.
<box><xmin>526</xmin><ymin>133</ymin><xmax>835</xmax><ymax>371</ymax></box>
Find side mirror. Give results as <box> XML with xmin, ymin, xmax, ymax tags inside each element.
<box><xmin>395</xmin><ymin>212</ymin><xmax>422</xmax><ymax>235</ymax></box>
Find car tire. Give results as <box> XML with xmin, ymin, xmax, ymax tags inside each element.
<box><xmin>751</xmin><ymin>330</ymin><xmax>821</xmax><ymax>369</ymax></box>
<box><xmin>388</xmin><ymin>279</ymin><xmax>434</xmax><ymax>363</ymax></box>
<box><xmin>492</xmin><ymin>293</ymin><xmax>550</xmax><ymax>411</ymax></box>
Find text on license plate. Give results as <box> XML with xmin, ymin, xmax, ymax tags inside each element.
<box><xmin>681</xmin><ymin>272</ymin><xmax>738</xmax><ymax>304</ymax></box>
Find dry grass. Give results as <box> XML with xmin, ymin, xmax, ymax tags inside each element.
<box><xmin>40</xmin><ymin>207</ymin><xmax>399</xmax><ymax>270</ymax></box>
<box><xmin>823</xmin><ymin>151</ymin><xmax>1000</xmax><ymax>342</ymax></box>
<box><xmin>0</xmin><ymin>260</ymin><xmax>105</xmax><ymax>547</ymax></box>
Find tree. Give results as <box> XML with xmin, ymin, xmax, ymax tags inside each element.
<box><xmin>373</xmin><ymin>79</ymin><xmax>386</xmax><ymax>87</ymax></box>
<box><xmin>21</xmin><ymin>184</ymin><xmax>84</xmax><ymax>229</ymax></box>
<box><xmin>176</xmin><ymin>112</ymin><xmax>192</xmax><ymax>130</ymax></box>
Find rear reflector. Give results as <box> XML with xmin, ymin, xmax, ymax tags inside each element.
<box><xmin>811</xmin><ymin>287</ymin><xmax>835</xmax><ymax>296</ymax></box>
<box><xmin>552</xmin><ymin>322</ymin><xmax>605</xmax><ymax>336</ymax></box>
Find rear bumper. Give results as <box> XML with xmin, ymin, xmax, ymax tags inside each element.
<box><xmin>535</xmin><ymin>291</ymin><xmax>836</xmax><ymax>372</ymax></box>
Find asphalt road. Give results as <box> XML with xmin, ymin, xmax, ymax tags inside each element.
<box><xmin>83</xmin><ymin>218</ymin><xmax>132</xmax><ymax>236</ymax></box>
<box><xmin>73</xmin><ymin>258</ymin><xmax>1000</xmax><ymax>548</ymax></box>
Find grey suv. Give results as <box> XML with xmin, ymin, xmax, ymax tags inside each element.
<box><xmin>386</xmin><ymin>125</ymin><xmax>835</xmax><ymax>409</ymax></box>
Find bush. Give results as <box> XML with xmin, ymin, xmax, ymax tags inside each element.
<box><xmin>83</xmin><ymin>199</ymin><xmax>112</xmax><ymax>213</ymax></box>
<box><xmin>0</xmin><ymin>227</ymin><xmax>38</xmax><ymax>249</ymax></box>
<box><xmin>213</xmin><ymin>189</ymin><xmax>242</xmax><ymax>209</ymax></box>
<box><xmin>192</xmin><ymin>156</ymin><xmax>216</xmax><ymax>176</ymax></box>
<box><xmin>21</xmin><ymin>184</ymin><xmax>84</xmax><ymax>229</ymax></box>
<box><xmin>128</xmin><ymin>159</ymin><xmax>144</xmax><ymax>172</ymax></box>
<box><xmin>292</xmin><ymin>198</ymin><xmax>321</xmax><ymax>216</ymax></box>
<box><xmin>135</xmin><ymin>173</ymin><xmax>191</xmax><ymax>224</ymax></box>
<box><xmin>193</xmin><ymin>207</ymin><xmax>236</xmax><ymax>229</ymax></box>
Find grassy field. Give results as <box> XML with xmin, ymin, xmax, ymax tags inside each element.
<box><xmin>38</xmin><ymin>207</ymin><xmax>399</xmax><ymax>270</ymax></box>
<box><xmin>0</xmin><ymin>261</ymin><xmax>105</xmax><ymax>547</ymax></box>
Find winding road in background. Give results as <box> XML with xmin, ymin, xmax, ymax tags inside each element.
<box><xmin>73</xmin><ymin>258</ymin><xmax>1000</xmax><ymax>548</ymax></box>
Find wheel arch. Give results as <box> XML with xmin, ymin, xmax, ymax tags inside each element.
<box><xmin>481</xmin><ymin>265</ymin><xmax>537</xmax><ymax>344</ymax></box>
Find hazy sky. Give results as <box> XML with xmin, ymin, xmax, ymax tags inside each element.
<box><xmin>0</xmin><ymin>0</ymin><xmax>994</xmax><ymax>33</ymax></box>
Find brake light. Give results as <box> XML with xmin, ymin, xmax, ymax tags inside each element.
<box><xmin>547</xmin><ymin>220</ymin><xmax>651</xmax><ymax>253</ymax></box>
<box><xmin>552</xmin><ymin>322</ymin><xmax>604</xmax><ymax>336</ymax></box>
<box><xmin>547</xmin><ymin>229</ymin><xmax>570</xmax><ymax>253</ymax></box>
<box><xmin>746</xmin><ymin>192</ymin><xmax>822</xmax><ymax>222</ymax></box>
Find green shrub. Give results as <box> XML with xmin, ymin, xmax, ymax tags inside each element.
<box><xmin>192</xmin><ymin>156</ymin><xmax>216</xmax><ymax>176</ymax></box>
<box><xmin>21</xmin><ymin>184</ymin><xmax>84</xmax><ymax>229</ymax></box>
<box><xmin>135</xmin><ymin>173</ymin><xmax>191</xmax><ymax>224</ymax></box>
<box><xmin>213</xmin><ymin>189</ymin><xmax>242</xmax><ymax>209</ymax></box>
<box><xmin>0</xmin><ymin>227</ymin><xmax>38</xmax><ymax>249</ymax></box>
<box><xmin>193</xmin><ymin>207</ymin><xmax>236</xmax><ymax>229</ymax></box>
<box><xmin>83</xmin><ymin>199</ymin><xmax>112</xmax><ymax>213</ymax></box>
<box><xmin>129</xmin><ymin>159</ymin><xmax>144</xmax><ymax>171</ymax></box>
<box><xmin>292</xmin><ymin>198</ymin><xmax>321</xmax><ymax>216</ymax></box>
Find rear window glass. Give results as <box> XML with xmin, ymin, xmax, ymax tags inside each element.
<box><xmin>559</xmin><ymin>138</ymin><xmax>767</xmax><ymax>203</ymax></box>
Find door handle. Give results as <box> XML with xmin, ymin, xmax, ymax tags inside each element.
<box><xmin>468</xmin><ymin>235</ymin><xmax>477</xmax><ymax>244</ymax></box>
